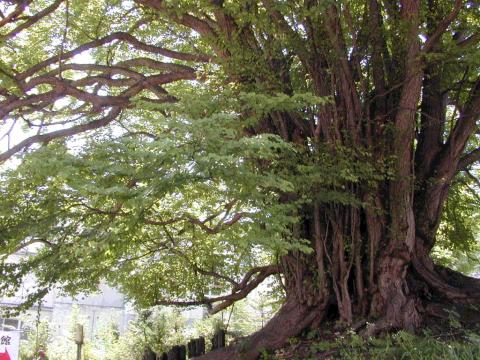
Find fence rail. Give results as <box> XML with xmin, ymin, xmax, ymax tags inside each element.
<box><xmin>142</xmin><ymin>330</ymin><xmax>226</xmax><ymax>360</ymax></box>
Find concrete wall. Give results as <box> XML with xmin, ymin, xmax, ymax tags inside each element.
<box><xmin>0</xmin><ymin>250</ymin><xmax>135</xmax><ymax>339</ymax></box>
<box><xmin>1</xmin><ymin>287</ymin><xmax>135</xmax><ymax>339</ymax></box>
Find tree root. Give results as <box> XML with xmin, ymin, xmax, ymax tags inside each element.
<box><xmin>193</xmin><ymin>257</ymin><xmax>480</xmax><ymax>359</ymax></box>
<box><xmin>359</xmin><ymin>317</ymin><xmax>396</xmax><ymax>338</ymax></box>
<box><xmin>413</xmin><ymin>254</ymin><xmax>480</xmax><ymax>304</ymax></box>
<box><xmin>193</xmin><ymin>298</ymin><xmax>326</xmax><ymax>360</ymax></box>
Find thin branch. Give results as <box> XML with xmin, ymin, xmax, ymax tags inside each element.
<box><xmin>465</xmin><ymin>169</ymin><xmax>480</xmax><ymax>191</ymax></box>
<box><xmin>71</xmin><ymin>202</ymin><xmax>126</xmax><ymax>216</ymax></box>
<box><xmin>186</xmin><ymin>211</ymin><xmax>253</xmax><ymax>234</ymax></box>
<box><xmin>0</xmin><ymin>1</ymin><xmax>32</xmax><ymax>28</ymax></box>
<box><xmin>13</xmin><ymin>238</ymin><xmax>54</xmax><ymax>253</ymax></box>
<box><xmin>457</xmin><ymin>147</ymin><xmax>480</xmax><ymax>172</ymax></box>
<box><xmin>457</xmin><ymin>33</ymin><xmax>480</xmax><ymax>48</ymax></box>
<box><xmin>18</xmin><ymin>31</ymin><xmax>211</xmax><ymax>81</ymax></box>
<box><xmin>144</xmin><ymin>217</ymin><xmax>183</xmax><ymax>226</ymax></box>
<box><xmin>154</xmin><ymin>264</ymin><xmax>281</xmax><ymax>314</ymax></box>
<box><xmin>4</xmin><ymin>0</ymin><xmax>63</xmax><ymax>40</ymax></box>
<box><xmin>441</xmin><ymin>77</ymin><xmax>480</xmax><ymax>176</ymax></box>
<box><xmin>169</xmin><ymin>248</ymin><xmax>239</xmax><ymax>287</ymax></box>
<box><xmin>0</xmin><ymin>107</ymin><xmax>121</xmax><ymax>163</ymax></box>
<box><xmin>423</xmin><ymin>0</ymin><xmax>463</xmax><ymax>53</ymax></box>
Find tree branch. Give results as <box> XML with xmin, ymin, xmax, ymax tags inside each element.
<box><xmin>13</xmin><ymin>238</ymin><xmax>54</xmax><ymax>253</ymax></box>
<box><xmin>186</xmin><ymin>211</ymin><xmax>253</xmax><ymax>234</ymax></box>
<box><xmin>440</xmin><ymin>77</ymin><xmax>480</xmax><ymax>176</ymax></box>
<box><xmin>4</xmin><ymin>0</ymin><xmax>63</xmax><ymax>40</ymax></box>
<box><xmin>211</xmin><ymin>265</ymin><xmax>280</xmax><ymax>314</ymax></box>
<box><xmin>135</xmin><ymin>0</ymin><xmax>218</xmax><ymax>39</ymax></box>
<box><xmin>154</xmin><ymin>265</ymin><xmax>281</xmax><ymax>314</ymax></box>
<box><xmin>0</xmin><ymin>1</ymin><xmax>32</xmax><ymax>28</ymax></box>
<box><xmin>0</xmin><ymin>107</ymin><xmax>121</xmax><ymax>163</ymax></box>
<box><xmin>457</xmin><ymin>146</ymin><xmax>480</xmax><ymax>172</ymax></box>
<box><xmin>18</xmin><ymin>31</ymin><xmax>211</xmax><ymax>81</ymax></box>
<box><xmin>422</xmin><ymin>0</ymin><xmax>463</xmax><ymax>53</ymax></box>
<box><xmin>169</xmin><ymin>248</ymin><xmax>239</xmax><ymax>288</ymax></box>
<box><xmin>0</xmin><ymin>66</ymin><xmax>195</xmax><ymax>162</ymax></box>
<box><xmin>134</xmin><ymin>0</ymin><xmax>227</xmax><ymax>57</ymax></box>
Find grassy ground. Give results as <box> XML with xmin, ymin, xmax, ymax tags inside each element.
<box><xmin>263</xmin><ymin>322</ymin><xmax>480</xmax><ymax>360</ymax></box>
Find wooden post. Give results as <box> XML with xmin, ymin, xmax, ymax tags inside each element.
<box><xmin>167</xmin><ymin>345</ymin><xmax>186</xmax><ymax>360</ymax></box>
<box><xmin>179</xmin><ymin>345</ymin><xmax>186</xmax><ymax>360</ymax></box>
<box><xmin>211</xmin><ymin>330</ymin><xmax>225</xmax><ymax>350</ymax></box>
<box><xmin>188</xmin><ymin>337</ymin><xmax>205</xmax><ymax>358</ymax></box>
<box><xmin>142</xmin><ymin>347</ymin><xmax>156</xmax><ymax>360</ymax></box>
<box><xmin>187</xmin><ymin>339</ymin><xmax>196</xmax><ymax>358</ymax></box>
<box><xmin>74</xmin><ymin>324</ymin><xmax>84</xmax><ymax>360</ymax></box>
<box><xmin>211</xmin><ymin>334</ymin><xmax>217</xmax><ymax>350</ymax></box>
<box><xmin>218</xmin><ymin>330</ymin><xmax>226</xmax><ymax>348</ymax></box>
<box><xmin>196</xmin><ymin>337</ymin><xmax>205</xmax><ymax>355</ymax></box>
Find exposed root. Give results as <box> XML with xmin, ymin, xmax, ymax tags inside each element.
<box><xmin>192</xmin><ymin>254</ymin><xmax>480</xmax><ymax>359</ymax></box>
<box><xmin>194</xmin><ymin>298</ymin><xmax>326</xmax><ymax>360</ymax></box>
<box><xmin>359</xmin><ymin>317</ymin><xmax>396</xmax><ymax>338</ymax></box>
<box><xmin>413</xmin><ymin>254</ymin><xmax>480</xmax><ymax>304</ymax></box>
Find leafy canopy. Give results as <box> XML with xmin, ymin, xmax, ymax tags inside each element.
<box><xmin>0</xmin><ymin>0</ymin><xmax>479</xmax><ymax>315</ymax></box>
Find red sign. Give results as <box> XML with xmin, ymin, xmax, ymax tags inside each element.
<box><xmin>0</xmin><ymin>332</ymin><xmax>19</xmax><ymax>360</ymax></box>
<box><xmin>0</xmin><ymin>349</ymin><xmax>10</xmax><ymax>360</ymax></box>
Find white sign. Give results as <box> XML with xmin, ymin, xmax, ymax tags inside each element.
<box><xmin>0</xmin><ymin>331</ymin><xmax>20</xmax><ymax>360</ymax></box>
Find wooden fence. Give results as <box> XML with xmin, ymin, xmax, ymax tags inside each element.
<box><xmin>142</xmin><ymin>330</ymin><xmax>226</xmax><ymax>360</ymax></box>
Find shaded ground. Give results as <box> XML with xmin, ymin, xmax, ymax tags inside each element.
<box><xmin>258</xmin><ymin>321</ymin><xmax>480</xmax><ymax>360</ymax></box>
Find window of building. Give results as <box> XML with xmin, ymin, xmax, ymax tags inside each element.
<box><xmin>0</xmin><ymin>317</ymin><xmax>21</xmax><ymax>331</ymax></box>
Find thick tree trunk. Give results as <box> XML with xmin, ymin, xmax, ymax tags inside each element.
<box><xmin>195</xmin><ymin>297</ymin><xmax>327</xmax><ymax>360</ymax></box>
<box><xmin>128</xmin><ymin>3</ymin><xmax>480</xmax><ymax>359</ymax></box>
<box><xmin>0</xmin><ymin>1</ymin><xmax>478</xmax><ymax>359</ymax></box>
<box><xmin>196</xmin><ymin>200</ymin><xmax>480</xmax><ymax>359</ymax></box>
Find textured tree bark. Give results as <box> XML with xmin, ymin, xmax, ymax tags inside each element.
<box><xmin>2</xmin><ymin>1</ymin><xmax>479</xmax><ymax>359</ymax></box>
<box><xmin>195</xmin><ymin>297</ymin><xmax>327</xmax><ymax>360</ymax></box>
<box><xmin>195</xmin><ymin>197</ymin><xmax>480</xmax><ymax>359</ymax></box>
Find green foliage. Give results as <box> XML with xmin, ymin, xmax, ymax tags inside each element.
<box><xmin>17</xmin><ymin>299</ymin><xmax>276</xmax><ymax>360</ymax></box>
<box><xmin>18</xmin><ymin>306</ymin><xmax>187</xmax><ymax>360</ymax></box>
<box><xmin>0</xmin><ymin>86</ymin><xmax>373</xmax><ymax>311</ymax></box>
<box><xmin>438</xmin><ymin>178</ymin><xmax>480</xmax><ymax>253</ymax></box>
<box><xmin>433</xmin><ymin>172</ymin><xmax>480</xmax><ymax>274</ymax></box>
<box><xmin>99</xmin><ymin>307</ymin><xmax>187</xmax><ymax>359</ymax></box>
<box><xmin>193</xmin><ymin>287</ymin><xmax>280</xmax><ymax>341</ymax></box>
<box><xmin>273</xmin><ymin>330</ymin><xmax>480</xmax><ymax>360</ymax></box>
<box><xmin>339</xmin><ymin>331</ymin><xmax>480</xmax><ymax>360</ymax></box>
<box><xmin>1</xmin><ymin>1</ymin><xmax>479</xmax><ymax>343</ymax></box>
<box><xmin>19</xmin><ymin>317</ymin><xmax>51</xmax><ymax>360</ymax></box>
<box><xmin>18</xmin><ymin>305</ymin><xmax>96</xmax><ymax>360</ymax></box>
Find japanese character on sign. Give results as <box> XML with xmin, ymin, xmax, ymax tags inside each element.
<box><xmin>0</xmin><ymin>331</ymin><xmax>19</xmax><ymax>360</ymax></box>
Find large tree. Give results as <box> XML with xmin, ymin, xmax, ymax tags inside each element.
<box><xmin>1</xmin><ymin>0</ymin><xmax>479</xmax><ymax>358</ymax></box>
